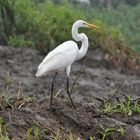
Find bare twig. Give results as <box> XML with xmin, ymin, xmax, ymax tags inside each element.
<box><xmin>70</xmin><ymin>63</ymin><xmax>85</xmax><ymax>94</ymax></box>
<box><xmin>33</xmin><ymin>118</ymin><xmax>65</xmax><ymax>140</ymax></box>
<box><xmin>120</xmin><ymin>91</ymin><xmax>128</xmax><ymax>100</ymax></box>
<box><xmin>107</xmin><ymin>80</ymin><xmax>124</xmax><ymax>102</ymax></box>
<box><xmin>17</xmin><ymin>81</ymin><xmax>22</xmax><ymax>101</ymax></box>
<box><xmin>18</xmin><ymin>101</ymin><xmax>26</xmax><ymax>109</ymax></box>
<box><xmin>54</xmin><ymin>88</ymin><xmax>65</xmax><ymax>98</ymax></box>
<box><xmin>92</xmin><ymin>96</ymin><xmax>106</xmax><ymax>104</ymax></box>
<box><xmin>131</xmin><ymin>96</ymin><xmax>140</xmax><ymax>101</ymax></box>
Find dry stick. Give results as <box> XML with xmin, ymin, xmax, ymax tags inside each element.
<box><xmin>18</xmin><ymin>101</ymin><xmax>26</xmax><ymax>109</ymax></box>
<box><xmin>129</xmin><ymin>95</ymin><xmax>140</xmax><ymax>107</ymax></box>
<box><xmin>17</xmin><ymin>81</ymin><xmax>22</xmax><ymax>101</ymax></box>
<box><xmin>4</xmin><ymin>71</ymin><xmax>13</xmax><ymax>96</ymax></box>
<box><xmin>4</xmin><ymin>79</ymin><xmax>10</xmax><ymax>98</ymax></box>
<box><xmin>11</xmin><ymin>115</ymin><xmax>101</xmax><ymax>139</ymax></box>
<box><xmin>119</xmin><ymin>87</ymin><xmax>140</xmax><ymax>105</ymax></box>
<box><xmin>114</xmin><ymin>84</ymin><xmax>140</xmax><ymax>108</ymax></box>
<box><xmin>70</xmin><ymin>62</ymin><xmax>85</xmax><ymax>95</ymax></box>
<box><xmin>39</xmin><ymin>60</ymin><xmax>84</xmax><ymax>100</ymax></box>
<box><xmin>55</xmin><ymin>69</ymin><xmax>83</xmax><ymax>97</ymax></box>
<box><xmin>120</xmin><ymin>91</ymin><xmax>128</xmax><ymax>99</ymax></box>
<box><xmin>13</xmin><ymin>122</ymin><xmax>41</xmax><ymax>138</ymax></box>
<box><xmin>8</xmin><ymin>112</ymin><xmax>12</xmax><ymax>125</ymax></box>
<box><xmin>33</xmin><ymin>118</ymin><xmax>65</xmax><ymax>140</ymax></box>
<box><xmin>54</xmin><ymin>88</ymin><xmax>66</xmax><ymax>98</ymax></box>
<box><xmin>16</xmin><ymin>81</ymin><xmax>26</xmax><ymax>109</ymax></box>
<box><xmin>92</xmin><ymin>96</ymin><xmax>106</xmax><ymax>104</ymax></box>
<box><xmin>107</xmin><ymin>80</ymin><xmax>124</xmax><ymax>103</ymax></box>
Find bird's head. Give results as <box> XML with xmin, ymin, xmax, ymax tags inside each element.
<box><xmin>74</xmin><ymin>20</ymin><xmax>100</xmax><ymax>29</ymax></box>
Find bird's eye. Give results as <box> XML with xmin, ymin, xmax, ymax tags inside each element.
<box><xmin>83</xmin><ymin>22</ymin><xmax>86</xmax><ymax>25</ymax></box>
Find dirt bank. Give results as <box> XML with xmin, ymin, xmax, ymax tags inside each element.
<box><xmin>0</xmin><ymin>45</ymin><xmax>140</xmax><ymax>139</ymax></box>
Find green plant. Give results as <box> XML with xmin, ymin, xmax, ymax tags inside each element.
<box><xmin>27</xmin><ymin>126</ymin><xmax>40</xmax><ymax>140</ymax></box>
<box><xmin>0</xmin><ymin>117</ymin><xmax>10</xmax><ymax>140</ymax></box>
<box><xmin>0</xmin><ymin>0</ymin><xmax>130</xmax><ymax>54</ymax></box>
<box><xmin>90</xmin><ymin>4</ymin><xmax>140</xmax><ymax>53</ymax></box>
<box><xmin>0</xmin><ymin>0</ymin><xmax>15</xmax><ymax>45</ymax></box>
<box><xmin>8</xmin><ymin>35</ymin><xmax>27</xmax><ymax>47</ymax></box>
<box><xmin>52</xmin><ymin>129</ymin><xmax>60</xmax><ymax>140</ymax></box>
<box><xmin>27</xmin><ymin>127</ymin><xmax>31</xmax><ymax>140</ymax></box>
<box><xmin>99</xmin><ymin>95</ymin><xmax>140</xmax><ymax>114</ymax></box>
<box><xmin>0</xmin><ymin>74</ymin><xmax>14</xmax><ymax>109</ymax></box>
<box><xmin>51</xmin><ymin>129</ymin><xmax>79</xmax><ymax>140</ymax></box>
<box><xmin>89</xmin><ymin>136</ymin><xmax>95</xmax><ymax>140</ymax></box>
<box><xmin>96</xmin><ymin>125</ymin><xmax>125</xmax><ymax>140</ymax></box>
<box><xmin>24</xmin><ymin>95</ymin><xmax>37</xmax><ymax>103</ymax></box>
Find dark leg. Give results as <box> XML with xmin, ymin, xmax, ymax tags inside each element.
<box><xmin>50</xmin><ymin>72</ymin><xmax>57</xmax><ymax>111</ymax></box>
<box><xmin>67</xmin><ymin>77</ymin><xmax>75</xmax><ymax>109</ymax></box>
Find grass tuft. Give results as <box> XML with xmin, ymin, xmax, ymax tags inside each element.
<box><xmin>99</xmin><ymin>95</ymin><xmax>140</xmax><ymax>115</ymax></box>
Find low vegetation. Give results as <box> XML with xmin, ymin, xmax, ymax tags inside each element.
<box><xmin>0</xmin><ymin>0</ymin><xmax>140</xmax><ymax>74</ymax></box>
<box><xmin>0</xmin><ymin>0</ymin><xmax>139</xmax><ymax>53</ymax></box>
<box><xmin>0</xmin><ymin>0</ymin><xmax>87</xmax><ymax>52</ymax></box>
<box><xmin>0</xmin><ymin>118</ymin><xmax>126</xmax><ymax>140</ymax></box>
<box><xmin>90</xmin><ymin>125</ymin><xmax>125</xmax><ymax>140</ymax></box>
<box><xmin>0</xmin><ymin>0</ymin><xmax>140</xmax><ymax>140</ymax></box>
<box><xmin>99</xmin><ymin>96</ymin><xmax>140</xmax><ymax>115</ymax></box>
<box><xmin>0</xmin><ymin>76</ymin><xmax>140</xmax><ymax>139</ymax></box>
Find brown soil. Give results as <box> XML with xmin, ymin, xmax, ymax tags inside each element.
<box><xmin>0</xmin><ymin>45</ymin><xmax>140</xmax><ymax>140</ymax></box>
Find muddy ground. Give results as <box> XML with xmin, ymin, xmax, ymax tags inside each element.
<box><xmin>0</xmin><ymin>45</ymin><xmax>140</xmax><ymax>139</ymax></box>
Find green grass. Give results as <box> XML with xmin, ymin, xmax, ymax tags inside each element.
<box><xmin>99</xmin><ymin>95</ymin><xmax>140</xmax><ymax>115</ymax></box>
<box><xmin>51</xmin><ymin>129</ymin><xmax>79</xmax><ymax>140</ymax></box>
<box><xmin>0</xmin><ymin>117</ymin><xmax>10</xmax><ymax>140</ymax></box>
<box><xmin>0</xmin><ymin>0</ymin><xmax>132</xmax><ymax>54</ymax></box>
<box><xmin>95</xmin><ymin>125</ymin><xmax>125</xmax><ymax>140</ymax></box>
<box><xmin>27</xmin><ymin>126</ymin><xmax>40</xmax><ymax>140</ymax></box>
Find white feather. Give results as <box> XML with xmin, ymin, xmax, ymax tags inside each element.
<box><xmin>36</xmin><ymin>41</ymin><xmax>78</xmax><ymax>77</ymax></box>
<box><xmin>36</xmin><ymin>20</ymin><xmax>99</xmax><ymax>77</ymax></box>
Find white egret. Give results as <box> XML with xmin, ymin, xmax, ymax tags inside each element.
<box><xmin>36</xmin><ymin>20</ymin><xmax>100</xmax><ymax>110</ymax></box>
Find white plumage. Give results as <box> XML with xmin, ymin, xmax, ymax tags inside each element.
<box><xmin>36</xmin><ymin>41</ymin><xmax>78</xmax><ymax>77</ymax></box>
<box><xmin>35</xmin><ymin>20</ymin><xmax>100</xmax><ymax>110</ymax></box>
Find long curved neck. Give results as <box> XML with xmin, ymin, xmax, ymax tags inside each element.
<box><xmin>72</xmin><ymin>24</ymin><xmax>88</xmax><ymax>61</ymax></box>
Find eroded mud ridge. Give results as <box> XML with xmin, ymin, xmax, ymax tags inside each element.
<box><xmin>0</xmin><ymin>45</ymin><xmax>140</xmax><ymax>139</ymax></box>
<box><xmin>0</xmin><ymin>97</ymin><xmax>140</xmax><ymax>140</ymax></box>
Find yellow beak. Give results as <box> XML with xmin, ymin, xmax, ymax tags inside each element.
<box><xmin>86</xmin><ymin>22</ymin><xmax>100</xmax><ymax>29</ymax></box>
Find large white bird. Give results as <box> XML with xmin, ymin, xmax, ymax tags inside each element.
<box><xmin>36</xmin><ymin>20</ymin><xmax>100</xmax><ymax>110</ymax></box>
